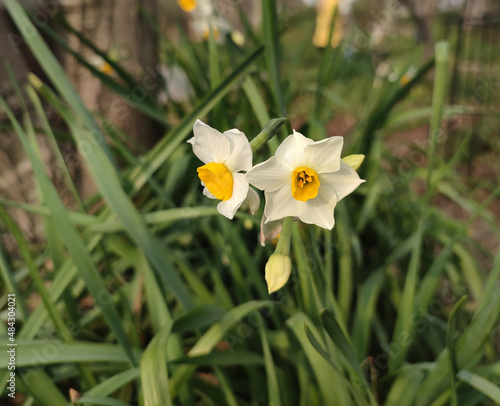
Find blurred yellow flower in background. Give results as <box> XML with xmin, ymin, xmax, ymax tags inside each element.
<box><xmin>177</xmin><ymin>0</ymin><xmax>197</xmax><ymax>12</ymax></box>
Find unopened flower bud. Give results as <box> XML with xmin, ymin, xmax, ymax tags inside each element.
<box><xmin>265</xmin><ymin>253</ymin><xmax>291</xmax><ymax>294</ymax></box>
<box><xmin>342</xmin><ymin>154</ymin><xmax>365</xmax><ymax>171</ymax></box>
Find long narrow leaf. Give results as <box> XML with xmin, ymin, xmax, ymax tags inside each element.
<box><xmin>0</xmin><ymin>97</ymin><xmax>138</xmax><ymax>365</ymax></box>
<box><xmin>140</xmin><ymin>322</ymin><xmax>173</xmax><ymax>406</ymax></box>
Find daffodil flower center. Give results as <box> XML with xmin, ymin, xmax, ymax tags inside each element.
<box><xmin>291</xmin><ymin>167</ymin><xmax>320</xmax><ymax>202</ymax></box>
<box><xmin>197</xmin><ymin>162</ymin><xmax>233</xmax><ymax>201</ymax></box>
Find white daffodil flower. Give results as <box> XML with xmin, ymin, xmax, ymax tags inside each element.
<box><xmin>157</xmin><ymin>64</ymin><xmax>194</xmax><ymax>105</ymax></box>
<box><xmin>188</xmin><ymin>120</ymin><xmax>260</xmax><ymax>219</ymax></box>
<box><xmin>177</xmin><ymin>0</ymin><xmax>231</xmax><ymax>43</ymax></box>
<box><xmin>246</xmin><ymin>130</ymin><xmax>365</xmax><ymax>230</ymax></box>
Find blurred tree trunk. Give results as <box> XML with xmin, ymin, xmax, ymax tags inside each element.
<box><xmin>55</xmin><ymin>0</ymin><xmax>161</xmax><ymax>198</ymax></box>
<box><xmin>57</xmin><ymin>0</ymin><xmax>160</xmax><ymax>148</ymax></box>
<box><xmin>0</xmin><ymin>10</ymin><xmax>58</xmax><ymax>247</ymax></box>
<box><xmin>0</xmin><ymin>0</ymin><xmax>161</xmax><ymax>247</ymax></box>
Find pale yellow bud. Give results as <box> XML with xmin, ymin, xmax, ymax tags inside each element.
<box><xmin>243</xmin><ymin>219</ymin><xmax>253</xmax><ymax>230</ymax></box>
<box><xmin>265</xmin><ymin>253</ymin><xmax>291</xmax><ymax>294</ymax></box>
<box><xmin>231</xmin><ymin>30</ymin><xmax>245</xmax><ymax>47</ymax></box>
<box><xmin>342</xmin><ymin>154</ymin><xmax>365</xmax><ymax>171</ymax></box>
<box><xmin>28</xmin><ymin>73</ymin><xmax>43</xmax><ymax>89</ymax></box>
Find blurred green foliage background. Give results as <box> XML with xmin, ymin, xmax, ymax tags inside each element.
<box><xmin>0</xmin><ymin>0</ymin><xmax>500</xmax><ymax>405</ymax></box>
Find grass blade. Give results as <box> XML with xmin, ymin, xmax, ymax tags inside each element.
<box><xmin>0</xmin><ymin>205</ymin><xmax>70</xmax><ymax>338</ymax></box>
<box><xmin>19</xmin><ymin>369</ymin><xmax>68</xmax><ymax>406</ymax></box>
<box><xmin>169</xmin><ymin>301</ymin><xmax>271</xmax><ymax>397</ymax></box>
<box><xmin>352</xmin><ymin>270</ymin><xmax>385</xmax><ymax>358</ymax></box>
<box><xmin>31</xmin><ymin>78</ymin><xmax>195</xmax><ymax>310</ymax></box>
<box><xmin>261</xmin><ymin>0</ymin><xmax>285</xmax><ymax>114</ymax></box>
<box><xmin>384</xmin><ymin>368</ymin><xmax>425</xmax><ymax>406</ymax></box>
<box><xmin>287</xmin><ymin>312</ymin><xmax>352</xmax><ymax>405</ymax></box>
<box><xmin>446</xmin><ymin>295</ymin><xmax>468</xmax><ymax>406</ymax></box>
<box><xmin>260</xmin><ymin>326</ymin><xmax>282</xmax><ymax>406</ymax></box>
<box><xmin>170</xmin><ymin>351</ymin><xmax>264</xmax><ymax>365</ymax></box>
<box><xmin>0</xmin><ymin>97</ymin><xmax>138</xmax><ymax>365</ymax></box>
<box><xmin>389</xmin><ymin>41</ymin><xmax>450</xmax><ymax>373</ymax></box>
<box><xmin>457</xmin><ymin>370</ymin><xmax>500</xmax><ymax>404</ymax></box>
<box><xmin>84</xmin><ymin>368</ymin><xmax>140</xmax><ymax>397</ymax></box>
<box><xmin>415</xmin><ymin>247</ymin><xmax>500</xmax><ymax>405</ymax></box>
<box><xmin>172</xmin><ymin>306</ymin><xmax>226</xmax><ymax>333</ymax></box>
<box><xmin>74</xmin><ymin>396</ymin><xmax>133</xmax><ymax>406</ymax></box>
<box><xmin>0</xmin><ymin>241</ymin><xmax>26</xmax><ymax>320</ymax></box>
<box><xmin>140</xmin><ymin>322</ymin><xmax>173</xmax><ymax>406</ymax></box>
<box><xmin>0</xmin><ymin>341</ymin><xmax>140</xmax><ymax>367</ymax></box>
<box><xmin>321</xmin><ymin>309</ymin><xmax>363</xmax><ymax>376</ymax></box>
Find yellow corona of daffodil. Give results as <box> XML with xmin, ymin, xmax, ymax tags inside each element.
<box><xmin>188</xmin><ymin>120</ymin><xmax>259</xmax><ymax>219</ymax></box>
<box><xmin>246</xmin><ymin>130</ymin><xmax>364</xmax><ymax>230</ymax></box>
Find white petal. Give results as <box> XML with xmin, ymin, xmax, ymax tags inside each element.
<box><xmin>275</xmin><ymin>130</ymin><xmax>314</xmax><ymax>168</ymax></box>
<box><xmin>191</xmin><ymin>119</ymin><xmax>231</xmax><ymax>163</ymax></box>
<box><xmin>319</xmin><ymin>160</ymin><xmax>365</xmax><ymax>201</ymax></box>
<box><xmin>298</xmin><ymin>186</ymin><xmax>338</xmax><ymax>230</ymax></box>
<box><xmin>217</xmin><ymin>173</ymin><xmax>248</xmax><ymax>220</ymax></box>
<box><xmin>246</xmin><ymin>187</ymin><xmax>260</xmax><ymax>214</ymax></box>
<box><xmin>264</xmin><ymin>184</ymin><xmax>305</xmax><ymax>222</ymax></box>
<box><xmin>188</xmin><ymin>136</ymin><xmax>213</xmax><ymax>164</ymax></box>
<box><xmin>245</xmin><ymin>157</ymin><xmax>291</xmax><ymax>192</ymax></box>
<box><xmin>192</xmin><ymin>0</ymin><xmax>213</xmax><ymax>18</ymax></box>
<box><xmin>304</xmin><ymin>136</ymin><xmax>343</xmax><ymax>174</ymax></box>
<box><xmin>222</xmin><ymin>129</ymin><xmax>252</xmax><ymax>173</ymax></box>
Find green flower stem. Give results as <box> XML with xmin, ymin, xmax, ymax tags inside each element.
<box><xmin>275</xmin><ymin>217</ymin><xmax>293</xmax><ymax>256</ymax></box>
<box><xmin>265</xmin><ymin>218</ymin><xmax>293</xmax><ymax>294</ymax></box>
<box><xmin>250</xmin><ymin>118</ymin><xmax>289</xmax><ymax>154</ymax></box>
